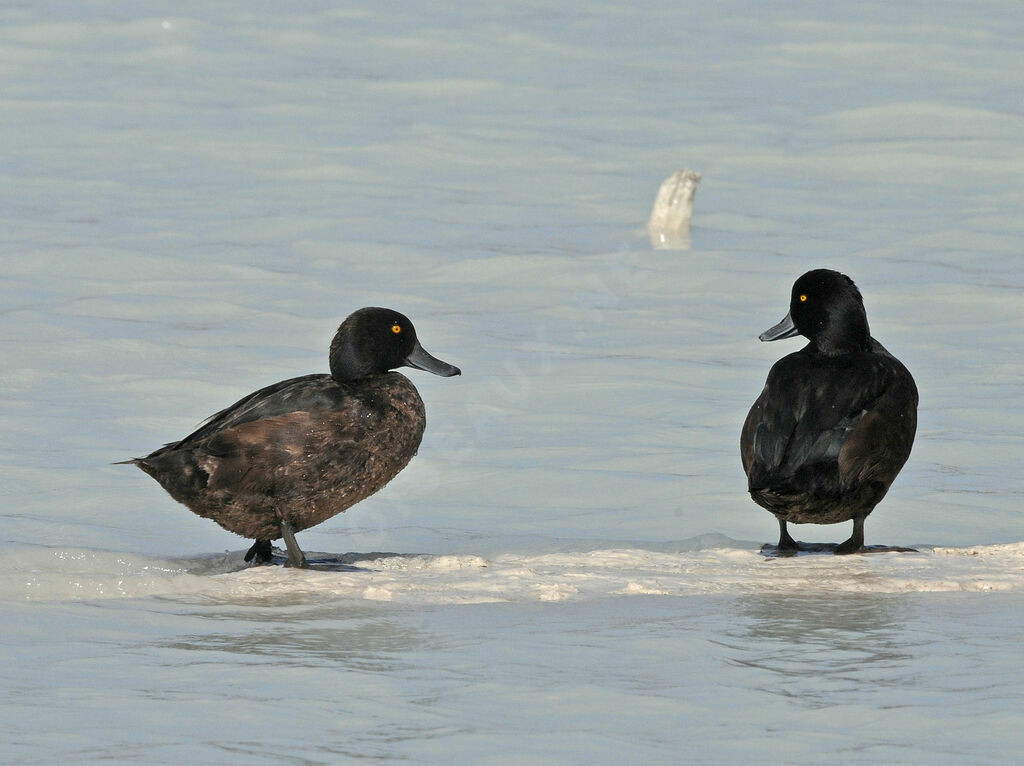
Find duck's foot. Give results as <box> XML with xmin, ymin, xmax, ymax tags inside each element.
<box><xmin>777</xmin><ymin>519</ymin><xmax>798</xmax><ymax>554</ymax></box>
<box><xmin>761</xmin><ymin>541</ymin><xmax>918</xmax><ymax>557</ymax></box>
<box><xmin>244</xmin><ymin>539</ymin><xmax>274</xmax><ymax>564</ymax></box>
<box><xmin>761</xmin><ymin>540</ymin><xmax>836</xmax><ymax>557</ymax></box>
<box><xmin>833</xmin><ymin>541</ymin><xmax>864</xmax><ymax>555</ymax></box>
<box><xmin>832</xmin><ymin>540</ymin><xmax>920</xmax><ymax>555</ymax></box>
<box><xmin>833</xmin><ymin>517</ymin><xmax>866</xmax><ymax>555</ymax></box>
<box><xmin>279</xmin><ymin>519</ymin><xmax>308</xmax><ymax>569</ymax></box>
<box><xmin>761</xmin><ymin>518</ymin><xmax>804</xmax><ymax>556</ymax></box>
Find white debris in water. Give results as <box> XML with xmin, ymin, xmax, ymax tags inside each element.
<box><xmin>648</xmin><ymin>168</ymin><xmax>701</xmax><ymax>249</ymax></box>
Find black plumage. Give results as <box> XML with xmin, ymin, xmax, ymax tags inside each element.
<box><xmin>124</xmin><ymin>307</ymin><xmax>460</xmax><ymax>567</ymax></box>
<box><xmin>741</xmin><ymin>270</ymin><xmax>918</xmax><ymax>554</ymax></box>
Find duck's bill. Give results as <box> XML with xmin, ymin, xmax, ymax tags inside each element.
<box><xmin>759</xmin><ymin>312</ymin><xmax>800</xmax><ymax>342</ymax></box>
<box><xmin>404</xmin><ymin>340</ymin><xmax>461</xmax><ymax>377</ymax></box>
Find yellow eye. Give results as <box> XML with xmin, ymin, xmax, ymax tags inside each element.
<box><xmin>799</xmin><ymin>294</ymin><xmax>807</xmax><ymax>302</ymax></box>
<box><xmin>391</xmin><ymin>324</ymin><xmax>402</xmax><ymax>334</ymax></box>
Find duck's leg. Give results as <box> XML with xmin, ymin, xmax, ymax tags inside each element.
<box><xmin>244</xmin><ymin>539</ymin><xmax>273</xmax><ymax>564</ymax></box>
<box><xmin>834</xmin><ymin>516</ymin><xmax>866</xmax><ymax>555</ymax></box>
<box><xmin>280</xmin><ymin>519</ymin><xmax>308</xmax><ymax>568</ymax></box>
<box><xmin>777</xmin><ymin>518</ymin><xmax>799</xmax><ymax>552</ymax></box>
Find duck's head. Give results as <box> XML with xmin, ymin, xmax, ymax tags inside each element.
<box><xmin>759</xmin><ymin>269</ymin><xmax>870</xmax><ymax>354</ymax></box>
<box><xmin>329</xmin><ymin>307</ymin><xmax>461</xmax><ymax>381</ymax></box>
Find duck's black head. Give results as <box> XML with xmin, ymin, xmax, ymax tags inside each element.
<box><xmin>329</xmin><ymin>307</ymin><xmax>461</xmax><ymax>382</ymax></box>
<box><xmin>759</xmin><ymin>269</ymin><xmax>871</xmax><ymax>355</ymax></box>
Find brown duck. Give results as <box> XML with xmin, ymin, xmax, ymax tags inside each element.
<box><xmin>124</xmin><ymin>307</ymin><xmax>460</xmax><ymax>567</ymax></box>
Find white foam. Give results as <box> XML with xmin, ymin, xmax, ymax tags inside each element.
<box><xmin>4</xmin><ymin>540</ymin><xmax>1023</xmax><ymax>605</ymax></box>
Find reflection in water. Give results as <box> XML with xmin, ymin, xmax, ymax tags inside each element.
<box><xmin>161</xmin><ymin>605</ymin><xmax>429</xmax><ymax>673</ymax></box>
<box><xmin>720</xmin><ymin>592</ymin><xmax>917</xmax><ymax>707</ymax></box>
<box><xmin>648</xmin><ymin>229</ymin><xmax>692</xmax><ymax>250</ymax></box>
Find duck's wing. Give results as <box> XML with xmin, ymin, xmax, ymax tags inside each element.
<box><xmin>837</xmin><ymin>348</ymin><xmax>918</xmax><ymax>488</ymax></box>
<box><xmin>148</xmin><ymin>374</ymin><xmax>336</xmax><ymax>456</ymax></box>
<box><xmin>741</xmin><ymin>382</ymin><xmax>786</xmax><ymax>480</ymax></box>
<box><xmin>743</xmin><ymin>350</ymin><xmax>916</xmax><ymax>492</ymax></box>
<box><xmin>199</xmin><ymin>409</ymin><xmax>365</xmax><ymax>496</ymax></box>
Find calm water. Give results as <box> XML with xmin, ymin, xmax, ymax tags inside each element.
<box><xmin>2</xmin><ymin>2</ymin><xmax>1023</xmax><ymax>764</ymax></box>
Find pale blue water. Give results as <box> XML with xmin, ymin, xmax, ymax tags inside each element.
<box><xmin>2</xmin><ymin>2</ymin><xmax>1023</xmax><ymax>764</ymax></box>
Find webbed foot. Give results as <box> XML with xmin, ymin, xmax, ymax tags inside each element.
<box><xmin>763</xmin><ymin>518</ymin><xmax>800</xmax><ymax>556</ymax></box>
<box><xmin>833</xmin><ymin>538</ymin><xmax>865</xmax><ymax>555</ymax></box>
<box><xmin>834</xmin><ymin>516</ymin><xmax>866</xmax><ymax>555</ymax></box>
<box><xmin>244</xmin><ymin>539</ymin><xmax>274</xmax><ymax>564</ymax></box>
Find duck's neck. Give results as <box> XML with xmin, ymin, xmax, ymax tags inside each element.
<box><xmin>813</xmin><ymin>313</ymin><xmax>871</xmax><ymax>356</ymax></box>
<box><xmin>329</xmin><ymin>336</ymin><xmax>377</xmax><ymax>382</ymax></box>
